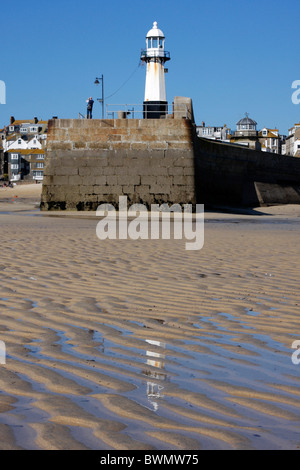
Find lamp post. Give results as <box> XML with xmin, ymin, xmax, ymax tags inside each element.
<box><xmin>94</xmin><ymin>75</ymin><xmax>104</xmax><ymax>119</ymax></box>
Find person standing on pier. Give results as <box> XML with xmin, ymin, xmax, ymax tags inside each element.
<box><xmin>86</xmin><ymin>97</ymin><xmax>94</xmax><ymax>119</ymax></box>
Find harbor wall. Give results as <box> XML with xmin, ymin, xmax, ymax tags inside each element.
<box><xmin>41</xmin><ymin>98</ymin><xmax>300</xmax><ymax>210</ymax></box>
<box><xmin>194</xmin><ymin>136</ymin><xmax>300</xmax><ymax>207</ymax></box>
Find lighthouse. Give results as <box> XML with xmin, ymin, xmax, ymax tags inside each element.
<box><xmin>141</xmin><ymin>21</ymin><xmax>170</xmax><ymax>119</ymax></box>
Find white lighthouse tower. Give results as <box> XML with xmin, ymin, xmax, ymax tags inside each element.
<box><xmin>141</xmin><ymin>21</ymin><xmax>170</xmax><ymax>119</ymax></box>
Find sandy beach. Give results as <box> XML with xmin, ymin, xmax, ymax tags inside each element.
<box><xmin>0</xmin><ymin>183</ymin><xmax>299</xmax><ymax>450</ymax></box>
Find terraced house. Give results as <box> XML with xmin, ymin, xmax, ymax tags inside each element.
<box><xmin>6</xmin><ymin>148</ymin><xmax>45</xmax><ymax>181</ymax></box>
<box><xmin>2</xmin><ymin>116</ymin><xmax>48</xmax><ymax>181</ymax></box>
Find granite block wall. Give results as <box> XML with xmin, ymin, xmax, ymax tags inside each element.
<box><xmin>41</xmin><ymin>115</ymin><xmax>196</xmax><ymax>210</ymax></box>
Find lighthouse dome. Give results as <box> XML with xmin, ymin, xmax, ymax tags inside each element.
<box><xmin>146</xmin><ymin>21</ymin><xmax>165</xmax><ymax>38</ymax></box>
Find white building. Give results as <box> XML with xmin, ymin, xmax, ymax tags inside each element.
<box><xmin>196</xmin><ymin>122</ymin><xmax>231</xmax><ymax>142</ymax></box>
<box><xmin>2</xmin><ymin>117</ymin><xmax>48</xmax><ymax>181</ymax></box>
<box><xmin>258</xmin><ymin>127</ymin><xmax>280</xmax><ymax>154</ymax></box>
<box><xmin>2</xmin><ymin>118</ymin><xmax>48</xmax><ymax>152</ymax></box>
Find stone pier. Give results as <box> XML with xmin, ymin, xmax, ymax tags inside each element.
<box><xmin>41</xmin><ymin>97</ymin><xmax>300</xmax><ymax>210</ymax></box>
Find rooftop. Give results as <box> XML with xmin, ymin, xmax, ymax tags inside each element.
<box><xmin>237</xmin><ymin>114</ymin><xmax>257</xmax><ymax>126</ymax></box>
<box><xmin>7</xmin><ymin>148</ymin><xmax>45</xmax><ymax>154</ymax></box>
<box><xmin>10</xmin><ymin>120</ymin><xmax>37</xmax><ymax>126</ymax></box>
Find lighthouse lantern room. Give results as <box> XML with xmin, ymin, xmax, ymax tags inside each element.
<box><xmin>141</xmin><ymin>21</ymin><xmax>170</xmax><ymax>119</ymax></box>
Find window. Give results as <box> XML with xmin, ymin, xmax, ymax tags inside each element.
<box><xmin>36</xmin><ymin>162</ymin><xmax>44</xmax><ymax>168</ymax></box>
<box><xmin>36</xmin><ymin>154</ymin><xmax>44</xmax><ymax>159</ymax></box>
<box><xmin>11</xmin><ymin>154</ymin><xmax>19</xmax><ymax>160</ymax></box>
<box><xmin>11</xmin><ymin>164</ymin><xmax>19</xmax><ymax>169</ymax></box>
<box><xmin>148</xmin><ymin>38</ymin><xmax>151</xmax><ymax>48</ymax></box>
<box><xmin>152</xmin><ymin>38</ymin><xmax>158</xmax><ymax>48</ymax></box>
<box><xmin>33</xmin><ymin>171</ymin><xmax>43</xmax><ymax>177</ymax></box>
<box><xmin>159</xmin><ymin>38</ymin><xmax>163</xmax><ymax>48</ymax></box>
<box><xmin>18</xmin><ymin>139</ymin><xmax>22</xmax><ymax>144</ymax></box>
<box><xmin>30</xmin><ymin>127</ymin><xmax>38</xmax><ymax>132</ymax></box>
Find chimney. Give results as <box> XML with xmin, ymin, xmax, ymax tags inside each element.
<box><xmin>34</xmin><ymin>117</ymin><xmax>38</xmax><ymax>123</ymax></box>
<box><xmin>201</xmin><ymin>121</ymin><xmax>205</xmax><ymax>127</ymax></box>
<box><xmin>10</xmin><ymin>116</ymin><xmax>15</xmax><ymax>124</ymax></box>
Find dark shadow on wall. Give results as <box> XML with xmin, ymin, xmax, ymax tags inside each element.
<box><xmin>192</xmin><ymin>129</ymin><xmax>300</xmax><ymax>209</ymax></box>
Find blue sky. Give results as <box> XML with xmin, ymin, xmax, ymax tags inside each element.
<box><xmin>0</xmin><ymin>0</ymin><xmax>299</xmax><ymax>134</ymax></box>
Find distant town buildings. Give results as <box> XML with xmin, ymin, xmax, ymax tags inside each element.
<box><xmin>1</xmin><ymin>116</ymin><xmax>48</xmax><ymax>182</ymax></box>
<box><xmin>197</xmin><ymin>114</ymin><xmax>262</xmax><ymax>150</ymax></box>
<box><xmin>196</xmin><ymin>122</ymin><xmax>231</xmax><ymax>142</ymax></box>
<box><xmin>197</xmin><ymin>113</ymin><xmax>295</xmax><ymax>157</ymax></box>
<box><xmin>286</xmin><ymin>122</ymin><xmax>300</xmax><ymax>157</ymax></box>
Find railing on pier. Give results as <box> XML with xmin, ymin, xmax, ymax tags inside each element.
<box><xmin>105</xmin><ymin>103</ymin><xmax>191</xmax><ymax>120</ymax></box>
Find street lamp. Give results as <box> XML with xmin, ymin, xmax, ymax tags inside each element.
<box><xmin>94</xmin><ymin>75</ymin><xmax>104</xmax><ymax>119</ymax></box>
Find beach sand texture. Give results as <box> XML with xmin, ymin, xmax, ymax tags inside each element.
<box><xmin>0</xmin><ymin>184</ymin><xmax>300</xmax><ymax>450</ymax></box>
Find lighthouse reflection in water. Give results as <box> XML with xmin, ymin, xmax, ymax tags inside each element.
<box><xmin>92</xmin><ymin>329</ymin><xmax>168</xmax><ymax>412</ymax></box>
<box><xmin>142</xmin><ymin>339</ymin><xmax>168</xmax><ymax>411</ymax></box>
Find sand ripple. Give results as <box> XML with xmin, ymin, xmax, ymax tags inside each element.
<box><xmin>0</xmin><ymin>207</ymin><xmax>300</xmax><ymax>450</ymax></box>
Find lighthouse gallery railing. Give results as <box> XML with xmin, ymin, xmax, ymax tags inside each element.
<box><xmin>140</xmin><ymin>50</ymin><xmax>171</xmax><ymax>61</ymax></box>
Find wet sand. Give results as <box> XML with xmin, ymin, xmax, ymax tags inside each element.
<box><xmin>0</xmin><ymin>184</ymin><xmax>300</xmax><ymax>450</ymax></box>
